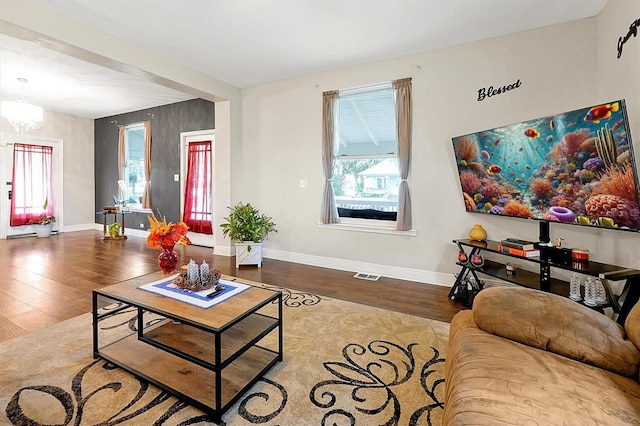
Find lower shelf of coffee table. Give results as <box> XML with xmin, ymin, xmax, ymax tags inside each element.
<box><xmin>98</xmin><ymin>330</ymin><xmax>279</xmax><ymax>411</ymax></box>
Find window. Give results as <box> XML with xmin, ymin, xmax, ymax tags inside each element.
<box><xmin>332</xmin><ymin>83</ymin><xmax>400</xmax><ymax>221</ymax></box>
<box><xmin>10</xmin><ymin>143</ymin><xmax>54</xmax><ymax>226</ymax></box>
<box><xmin>122</xmin><ymin>123</ymin><xmax>145</xmax><ymax>207</ymax></box>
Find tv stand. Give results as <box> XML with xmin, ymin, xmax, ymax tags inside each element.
<box><xmin>450</xmin><ymin>239</ymin><xmax>640</xmax><ymax>324</ymax></box>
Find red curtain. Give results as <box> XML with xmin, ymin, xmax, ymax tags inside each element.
<box><xmin>10</xmin><ymin>144</ymin><xmax>54</xmax><ymax>226</ymax></box>
<box><xmin>183</xmin><ymin>141</ymin><xmax>213</xmax><ymax>234</ymax></box>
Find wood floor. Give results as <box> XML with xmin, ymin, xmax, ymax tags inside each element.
<box><xmin>0</xmin><ymin>230</ymin><xmax>465</xmax><ymax>343</ymax></box>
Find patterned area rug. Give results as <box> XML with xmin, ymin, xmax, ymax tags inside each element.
<box><xmin>0</xmin><ymin>284</ymin><xmax>449</xmax><ymax>425</ymax></box>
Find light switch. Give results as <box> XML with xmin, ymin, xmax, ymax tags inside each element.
<box><xmin>174</xmin><ymin>174</ymin><xmax>180</xmax><ymax>182</ymax></box>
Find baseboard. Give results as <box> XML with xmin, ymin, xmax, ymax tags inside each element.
<box><xmin>264</xmin><ymin>248</ymin><xmax>454</xmax><ymax>287</ymax></box>
<box><xmin>65</xmin><ymin>223</ymin><xmax>101</xmax><ymax>233</ymax></box>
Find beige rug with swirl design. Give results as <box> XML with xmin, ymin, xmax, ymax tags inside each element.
<box><xmin>0</xmin><ymin>283</ymin><xmax>449</xmax><ymax>425</ymax></box>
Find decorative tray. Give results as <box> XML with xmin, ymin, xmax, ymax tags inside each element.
<box><xmin>173</xmin><ymin>268</ymin><xmax>222</xmax><ymax>291</ymax></box>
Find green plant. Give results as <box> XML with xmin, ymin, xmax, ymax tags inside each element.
<box><xmin>220</xmin><ymin>202</ymin><xmax>277</xmax><ymax>243</ymax></box>
<box><xmin>108</xmin><ymin>222</ymin><xmax>121</xmax><ymax>238</ymax></box>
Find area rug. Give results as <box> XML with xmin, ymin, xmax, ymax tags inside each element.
<box><xmin>0</xmin><ymin>284</ymin><xmax>450</xmax><ymax>425</ymax></box>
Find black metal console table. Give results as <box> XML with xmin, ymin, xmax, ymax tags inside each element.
<box><xmin>450</xmin><ymin>239</ymin><xmax>640</xmax><ymax>324</ymax></box>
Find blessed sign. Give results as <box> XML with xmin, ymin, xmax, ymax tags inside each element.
<box><xmin>477</xmin><ymin>79</ymin><xmax>522</xmax><ymax>101</ymax></box>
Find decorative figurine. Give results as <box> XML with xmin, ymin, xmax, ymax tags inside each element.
<box><xmin>569</xmin><ymin>273</ymin><xmax>581</xmax><ymax>301</ymax></box>
<box><xmin>554</xmin><ymin>237</ymin><xmax>565</xmax><ymax>248</ymax></box>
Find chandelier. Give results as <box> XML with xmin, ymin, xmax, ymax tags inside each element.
<box><xmin>1</xmin><ymin>78</ymin><xmax>43</xmax><ymax>134</ymax></box>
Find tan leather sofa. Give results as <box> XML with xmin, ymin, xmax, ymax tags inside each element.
<box><xmin>443</xmin><ymin>286</ymin><xmax>640</xmax><ymax>425</ymax></box>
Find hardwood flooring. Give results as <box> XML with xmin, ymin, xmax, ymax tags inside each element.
<box><xmin>0</xmin><ymin>230</ymin><xmax>465</xmax><ymax>343</ymax></box>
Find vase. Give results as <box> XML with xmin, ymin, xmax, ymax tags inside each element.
<box><xmin>469</xmin><ymin>224</ymin><xmax>487</xmax><ymax>241</ymax></box>
<box><xmin>34</xmin><ymin>224</ymin><xmax>53</xmax><ymax>238</ymax></box>
<box><xmin>158</xmin><ymin>244</ymin><xmax>179</xmax><ymax>274</ymax></box>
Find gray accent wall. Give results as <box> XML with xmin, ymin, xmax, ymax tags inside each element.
<box><xmin>94</xmin><ymin>98</ymin><xmax>215</xmax><ymax>228</ymax></box>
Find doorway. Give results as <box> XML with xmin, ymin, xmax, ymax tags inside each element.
<box><xmin>180</xmin><ymin>129</ymin><xmax>215</xmax><ymax>248</ymax></box>
<box><xmin>0</xmin><ymin>133</ymin><xmax>64</xmax><ymax>239</ymax></box>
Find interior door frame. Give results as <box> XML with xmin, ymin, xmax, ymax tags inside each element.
<box><xmin>0</xmin><ymin>132</ymin><xmax>64</xmax><ymax>239</ymax></box>
<box><xmin>180</xmin><ymin>129</ymin><xmax>215</xmax><ymax>248</ymax></box>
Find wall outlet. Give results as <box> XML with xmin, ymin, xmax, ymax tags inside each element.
<box><xmin>140</xmin><ymin>223</ymin><xmax>145</xmax><ymax>228</ymax></box>
<box><xmin>174</xmin><ymin>174</ymin><xmax>180</xmax><ymax>182</ymax></box>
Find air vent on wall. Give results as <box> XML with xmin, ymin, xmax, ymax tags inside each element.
<box><xmin>353</xmin><ymin>272</ymin><xmax>381</xmax><ymax>281</ymax></box>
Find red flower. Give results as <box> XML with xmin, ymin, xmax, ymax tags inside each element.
<box><xmin>147</xmin><ymin>212</ymin><xmax>191</xmax><ymax>249</ymax></box>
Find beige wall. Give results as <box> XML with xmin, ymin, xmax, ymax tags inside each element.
<box><xmin>241</xmin><ymin>15</ymin><xmax>640</xmax><ymax>283</ymax></box>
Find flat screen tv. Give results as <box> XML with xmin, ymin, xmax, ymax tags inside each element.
<box><xmin>451</xmin><ymin>99</ymin><xmax>640</xmax><ymax>236</ymax></box>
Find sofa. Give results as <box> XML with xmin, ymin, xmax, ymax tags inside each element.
<box><xmin>443</xmin><ymin>286</ymin><xmax>640</xmax><ymax>425</ymax></box>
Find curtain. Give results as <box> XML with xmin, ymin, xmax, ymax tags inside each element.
<box><xmin>10</xmin><ymin>144</ymin><xmax>54</xmax><ymax>226</ymax></box>
<box><xmin>321</xmin><ymin>90</ymin><xmax>340</xmax><ymax>223</ymax></box>
<box><xmin>393</xmin><ymin>78</ymin><xmax>413</xmax><ymax>231</ymax></box>
<box><xmin>117</xmin><ymin>125</ymin><xmax>125</xmax><ymax>182</ymax></box>
<box><xmin>183</xmin><ymin>141</ymin><xmax>213</xmax><ymax>234</ymax></box>
<box><xmin>142</xmin><ymin>121</ymin><xmax>152</xmax><ymax>208</ymax></box>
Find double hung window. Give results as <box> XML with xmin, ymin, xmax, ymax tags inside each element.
<box><xmin>332</xmin><ymin>83</ymin><xmax>400</xmax><ymax>221</ymax></box>
<box><xmin>121</xmin><ymin>123</ymin><xmax>146</xmax><ymax>208</ymax></box>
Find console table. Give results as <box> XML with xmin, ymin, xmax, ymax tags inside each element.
<box><xmin>450</xmin><ymin>239</ymin><xmax>640</xmax><ymax>324</ymax></box>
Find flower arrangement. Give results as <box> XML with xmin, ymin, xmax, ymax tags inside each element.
<box><xmin>147</xmin><ymin>211</ymin><xmax>191</xmax><ymax>249</ymax></box>
<box><xmin>28</xmin><ymin>213</ymin><xmax>57</xmax><ymax>226</ymax></box>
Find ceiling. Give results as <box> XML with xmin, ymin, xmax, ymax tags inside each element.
<box><xmin>1</xmin><ymin>0</ymin><xmax>608</xmax><ymax>119</ymax></box>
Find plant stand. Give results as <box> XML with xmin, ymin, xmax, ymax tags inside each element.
<box><xmin>235</xmin><ymin>242</ymin><xmax>263</xmax><ymax>268</ymax></box>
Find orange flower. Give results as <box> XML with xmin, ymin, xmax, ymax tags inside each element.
<box><xmin>147</xmin><ymin>212</ymin><xmax>191</xmax><ymax>249</ymax></box>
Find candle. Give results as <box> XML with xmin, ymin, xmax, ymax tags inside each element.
<box><xmin>188</xmin><ymin>259</ymin><xmax>198</xmax><ymax>281</ymax></box>
<box><xmin>200</xmin><ymin>260</ymin><xmax>209</xmax><ymax>279</ymax></box>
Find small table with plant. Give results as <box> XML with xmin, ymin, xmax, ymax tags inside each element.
<box><xmin>100</xmin><ymin>207</ymin><xmax>129</xmax><ymax>240</ymax></box>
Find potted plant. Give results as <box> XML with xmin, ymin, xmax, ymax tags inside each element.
<box><xmin>220</xmin><ymin>202</ymin><xmax>277</xmax><ymax>267</ymax></box>
<box><xmin>28</xmin><ymin>198</ymin><xmax>56</xmax><ymax>237</ymax></box>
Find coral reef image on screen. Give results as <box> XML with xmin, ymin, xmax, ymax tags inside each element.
<box><xmin>452</xmin><ymin>100</ymin><xmax>640</xmax><ymax>232</ymax></box>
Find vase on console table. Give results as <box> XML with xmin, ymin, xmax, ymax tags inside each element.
<box><xmin>158</xmin><ymin>243</ymin><xmax>179</xmax><ymax>274</ymax></box>
<box><xmin>468</xmin><ymin>224</ymin><xmax>487</xmax><ymax>241</ymax></box>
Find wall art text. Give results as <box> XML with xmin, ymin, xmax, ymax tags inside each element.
<box><xmin>617</xmin><ymin>17</ymin><xmax>640</xmax><ymax>59</ymax></box>
<box><xmin>477</xmin><ymin>79</ymin><xmax>521</xmax><ymax>102</ymax></box>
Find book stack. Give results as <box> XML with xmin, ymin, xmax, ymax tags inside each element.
<box><xmin>498</xmin><ymin>238</ymin><xmax>540</xmax><ymax>258</ymax></box>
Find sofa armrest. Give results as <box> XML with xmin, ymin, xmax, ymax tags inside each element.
<box><xmin>473</xmin><ymin>286</ymin><xmax>640</xmax><ymax>379</ymax></box>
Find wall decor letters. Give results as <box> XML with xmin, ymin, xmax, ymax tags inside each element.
<box><xmin>477</xmin><ymin>79</ymin><xmax>521</xmax><ymax>102</ymax></box>
<box><xmin>617</xmin><ymin>17</ymin><xmax>640</xmax><ymax>59</ymax></box>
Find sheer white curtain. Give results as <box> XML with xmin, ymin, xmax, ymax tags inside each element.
<box><xmin>321</xmin><ymin>90</ymin><xmax>340</xmax><ymax>224</ymax></box>
<box><xmin>393</xmin><ymin>78</ymin><xmax>412</xmax><ymax>231</ymax></box>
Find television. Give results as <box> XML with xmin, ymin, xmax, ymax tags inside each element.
<box><xmin>451</xmin><ymin>99</ymin><xmax>640</xmax><ymax>240</ymax></box>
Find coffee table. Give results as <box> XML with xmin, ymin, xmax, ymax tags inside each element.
<box><xmin>92</xmin><ymin>272</ymin><xmax>282</xmax><ymax>421</ymax></box>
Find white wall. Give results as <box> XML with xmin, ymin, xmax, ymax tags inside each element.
<box><xmin>241</xmin><ymin>16</ymin><xmax>640</xmax><ymax>284</ymax></box>
<box><xmin>0</xmin><ymin>109</ymin><xmax>94</xmax><ymax>229</ymax></box>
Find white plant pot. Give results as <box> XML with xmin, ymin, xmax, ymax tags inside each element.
<box><xmin>235</xmin><ymin>241</ymin><xmax>263</xmax><ymax>268</ymax></box>
<box><xmin>34</xmin><ymin>224</ymin><xmax>53</xmax><ymax>238</ymax></box>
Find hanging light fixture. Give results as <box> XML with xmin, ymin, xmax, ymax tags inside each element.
<box><xmin>1</xmin><ymin>78</ymin><xmax>43</xmax><ymax>134</ymax></box>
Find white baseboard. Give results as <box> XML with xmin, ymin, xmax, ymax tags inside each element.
<box><xmin>264</xmin><ymin>248</ymin><xmax>454</xmax><ymax>287</ymax></box>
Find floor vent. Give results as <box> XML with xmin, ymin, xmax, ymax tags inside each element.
<box><xmin>353</xmin><ymin>272</ymin><xmax>381</xmax><ymax>281</ymax></box>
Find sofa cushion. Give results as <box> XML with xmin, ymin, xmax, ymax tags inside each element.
<box><xmin>625</xmin><ymin>299</ymin><xmax>640</xmax><ymax>351</ymax></box>
<box><xmin>444</xmin><ymin>310</ymin><xmax>640</xmax><ymax>425</ymax></box>
<box><xmin>472</xmin><ymin>286</ymin><xmax>640</xmax><ymax>379</ymax></box>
